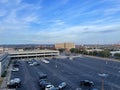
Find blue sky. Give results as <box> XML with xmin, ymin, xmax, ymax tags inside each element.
<box><xmin>0</xmin><ymin>0</ymin><xmax>120</xmax><ymax>44</ymax></box>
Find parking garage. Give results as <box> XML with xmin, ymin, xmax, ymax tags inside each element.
<box><xmin>8</xmin><ymin>50</ymin><xmax>59</xmax><ymax>60</ymax></box>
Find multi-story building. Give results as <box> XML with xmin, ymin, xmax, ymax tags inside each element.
<box><xmin>64</xmin><ymin>43</ymin><xmax>75</xmax><ymax>50</ymax></box>
<box><xmin>55</xmin><ymin>43</ymin><xmax>65</xmax><ymax>49</ymax></box>
<box><xmin>0</xmin><ymin>53</ymin><xmax>10</xmax><ymax>77</ymax></box>
<box><xmin>55</xmin><ymin>43</ymin><xmax>75</xmax><ymax>51</ymax></box>
<box><xmin>0</xmin><ymin>47</ymin><xmax>4</xmax><ymax>54</ymax></box>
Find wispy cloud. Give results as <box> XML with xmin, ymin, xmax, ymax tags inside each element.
<box><xmin>28</xmin><ymin>23</ymin><xmax>120</xmax><ymax>44</ymax></box>
<box><xmin>0</xmin><ymin>0</ymin><xmax>41</xmax><ymax>32</ymax></box>
<box><xmin>98</xmin><ymin>29</ymin><xmax>119</xmax><ymax>33</ymax></box>
<box><xmin>0</xmin><ymin>0</ymin><xmax>120</xmax><ymax>44</ymax></box>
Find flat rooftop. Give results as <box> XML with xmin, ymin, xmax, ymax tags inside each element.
<box><xmin>8</xmin><ymin>50</ymin><xmax>59</xmax><ymax>54</ymax></box>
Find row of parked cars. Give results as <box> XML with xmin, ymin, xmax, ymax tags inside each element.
<box><xmin>7</xmin><ymin>60</ymin><xmax>22</xmax><ymax>89</ymax></box>
<box><xmin>38</xmin><ymin>72</ymin><xmax>67</xmax><ymax>90</ymax></box>
<box><xmin>27</xmin><ymin>59</ymin><xmax>67</xmax><ymax>90</ymax></box>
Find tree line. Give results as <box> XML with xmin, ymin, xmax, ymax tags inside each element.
<box><xmin>58</xmin><ymin>48</ymin><xmax>120</xmax><ymax>58</ymax></box>
<box><xmin>70</xmin><ymin>48</ymin><xmax>111</xmax><ymax>57</ymax></box>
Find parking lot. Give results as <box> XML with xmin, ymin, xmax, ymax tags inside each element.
<box><xmin>10</xmin><ymin>56</ymin><xmax>120</xmax><ymax>90</ymax></box>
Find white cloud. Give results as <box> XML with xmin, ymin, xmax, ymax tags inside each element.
<box><xmin>29</xmin><ymin>23</ymin><xmax>120</xmax><ymax>44</ymax></box>
<box><xmin>104</xmin><ymin>8</ymin><xmax>120</xmax><ymax>15</ymax></box>
<box><xmin>0</xmin><ymin>0</ymin><xmax>41</xmax><ymax>32</ymax></box>
<box><xmin>22</xmin><ymin>15</ymin><xmax>39</xmax><ymax>23</ymax></box>
<box><xmin>52</xmin><ymin>19</ymin><xmax>65</xmax><ymax>26</ymax></box>
<box><xmin>0</xmin><ymin>0</ymin><xmax>120</xmax><ymax>44</ymax></box>
<box><xmin>0</xmin><ymin>0</ymin><xmax>22</xmax><ymax>5</ymax></box>
<box><xmin>0</xmin><ymin>20</ymin><xmax>119</xmax><ymax>44</ymax></box>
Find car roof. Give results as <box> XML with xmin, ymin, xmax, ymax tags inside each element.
<box><xmin>14</xmin><ymin>78</ymin><xmax>21</xmax><ymax>82</ymax></box>
<box><xmin>59</xmin><ymin>82</ymin><xmax>66</xmax><ymax>86</ymax></box>
<box><xmin>46</xmin><ymin>84</ymin><xmax>54</xmax><ymax>87</ymax></box>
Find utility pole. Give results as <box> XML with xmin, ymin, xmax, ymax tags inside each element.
<box><xmin>98</xmin><ymin>73</ymin><xmax>108</xmax><ymax>90</ymax></box>
<box><xmin>102</xmin><ymin>78</ymin><xmax>104</xmax><ymax>90</ymax></box>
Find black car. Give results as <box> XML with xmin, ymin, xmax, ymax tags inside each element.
<box><xmin>38</xmin><ymin>73</ymin><xmax>47</xmax><ymax>79</ymax></box>
<box><xmin>80</xmin><ymin>80</ymin><xmax>94</xmax><ymax>87</ymax></box>
<box><xmin>13</xmin><ymin>63</ymin><xmax>19</xmax><ymax>67</ymax></box>
<box><xmin>7</xmin><ymin>78</ymin><xmax>21</xmax><ymax>88</ymax></box>
<box><xmin>13</xmin><ymin>60</ymin><xmax>18</xmax><ymax>64</ymax></box>
<box><xmin>39</xmin><ymin>79</ymin><xmax>51</xmax><ymax>89</ymax></box>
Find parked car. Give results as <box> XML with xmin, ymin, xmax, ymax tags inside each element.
<box><xmin>7</xmin><ymin>78</ymin><xmax>21</xmax><ymax>88</ymax></box>
<box><xmin>13</xmin><ymin>60</ymin><xmax>19</xmax><ymax>64</ymax></box>
<box><xmin>13</xmin><ymin>63</ymin><xmax>19</xmax><ymax>67</ymax></box>
<box><xmin>27</xmin><ymin>61</ymin><xmax>32</xmax><ymax>64</ymax></box>
<box><xmin>58</xmin><ymin>82</ymin><xmax>67</xmax><ymax>89</ymax></box>
<box><xmin>39</xmin><ymin>73</ymin><xmax>47</xmax><ymax>79</ymax></box>
<box><xmin>45</xmin><ymin>85</ymin><xmax>54</xmax><ymax>90</ymax></box>
<box><xmin>50</xmin><ymin>87</ymin><xmax>59</xmax><ymax>90</ymax></box>
<box><xmin>11</xmin><ymin>67</ymin><xmax>19</xmax><ymax>72</ymax></box>
<box><xmin>29</xmin><ymin>63</ymin><xmax>34</xmax><ymax>66</ymax></box>
<box><xmin>33</xmin><ymin>61</ymin><xmax>40</xmax><ymax>66</ymax></box>
<box><xmin>39</xmin><ymin>79</ymin><xmax>51</xmax><ymax>89</ymax></box>
<box><xmin>80</xmin><ymin>80</ymin><xmax>94</xmax><ymax>87</ymax></box>
<box><xmin>28</xmin><ymin>61</ymin><xmax>40</xmax><ymax>66</ymax></box>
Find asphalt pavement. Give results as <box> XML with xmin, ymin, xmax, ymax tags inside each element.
<box><xmin>9</xmin><ymin>56</ymin><xmax>120</xmax><ymax>90</ymax></box>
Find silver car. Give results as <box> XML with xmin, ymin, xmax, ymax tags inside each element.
<box><xmin>58</xmin><ymin>82</ymin><xmax>67</xmax><ymax>89</ymax></box>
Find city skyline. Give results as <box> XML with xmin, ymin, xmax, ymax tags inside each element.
<box><xmin>0</xmin><ymin>0</ymin><xmax>120</xmax><ymax>44</ymax></box>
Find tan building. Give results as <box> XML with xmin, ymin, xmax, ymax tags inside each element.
<box><xmin>55</xmin><ymin>43</ymin><xmax>64</xmax><ymax>49</ymax></box>
<box><xmin>0</xmin><ymin>47</ymin><xmax>4</xmax><ymax>54</ymax></box>
<box><xmin>55</xmin><ymin>43</ymin><xmax>75</xmax><ymax>51</ymax></box>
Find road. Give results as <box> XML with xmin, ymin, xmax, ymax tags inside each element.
<box><xmin>10</xmin><ymin>56</ymin><xmax>120</xmax><ymax>90</ymax></box>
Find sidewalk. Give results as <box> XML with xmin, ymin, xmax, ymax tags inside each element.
<box><xmin>0</xmin><ymin>64</ymin><xmax>14</xmax><ymax>90</ymax></box>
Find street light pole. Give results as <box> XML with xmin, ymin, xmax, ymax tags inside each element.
<box><xmin>102</xmin><ymin>78</ymin><xmax>104</xmax><ymax>90</ymax></box>
<box><xmin>98</xmin><ymin>73</ymin><xmax>108</xmax><ymax>90</ymax></box>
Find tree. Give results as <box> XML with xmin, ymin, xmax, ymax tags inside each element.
<box><xmin>98</xmin><ymin>49</ymin><xmax>110</xmax><ymax>57</ymax></box>
<box><xmin>70</xmin><ymin>48</ymin><xmax>78</xmax><ymax>53</ymax></box>
<box><xmin>89</xmin><ymin>51</ymin><xmax>98</xmax><ymax>56</ymax></box>
<box><xmin>114</xmin><ymin>53</ymin><xmax>120</xmax><ymax>57</ymax></box>
<box><xmin>93</xmin><ymin>51</ymin><xmax>98</xmax><ymax>56</ymax></box>
<box><xmin>58</xmin><ymin>48</ymin><xmax>65</xmax><ymax>53</ymax></box>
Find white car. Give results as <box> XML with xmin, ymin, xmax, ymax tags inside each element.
<box><xmin>45</xmin><ymin>85</ymin><xmax>54</xmax><ymax>90</ymax></box>
<box><xmin>11</xmin><ymin>68</ymin><xmax>19</xmax><ymax>72</ymax></box>
<box><xmin>29</xmin><ymin>62</ymin><xmax>39</xmax><ymax>66</ymax></box>
<box><xmin>14</xmin><ymin>78</ymin><xmax>21</xmax><ymax>83</ymax></box>
<box><xmin>29</xmin><ymin>63</ymin><xmax>34</xmax><ymax>66</ymax></box>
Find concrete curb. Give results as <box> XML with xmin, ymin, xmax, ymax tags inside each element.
<box><xmin>84</xmin><ymin>55</ymin><xmax>120</xmax><ymax>62</ymax></box>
